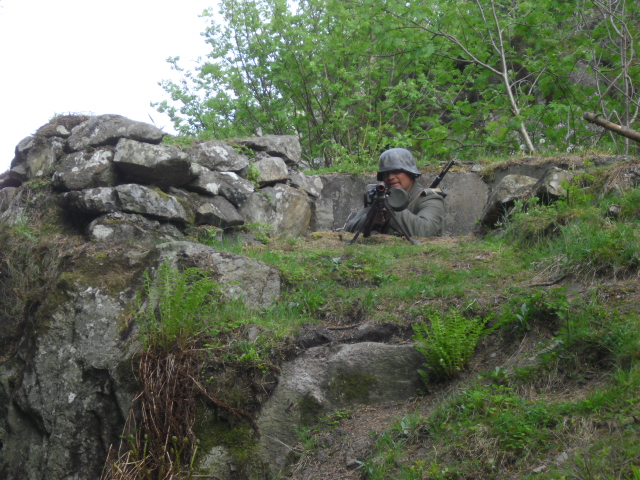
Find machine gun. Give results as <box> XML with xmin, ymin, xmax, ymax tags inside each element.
<box><xmin>346</xmin><ymin>159</ymin><xmax>456</xmax><ymax>245</ymax></box>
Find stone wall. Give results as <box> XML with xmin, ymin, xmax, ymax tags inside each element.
<box><xmin>0</xmin><ymin>114</ymin><xmax>493</xmax><ymax>241</ymax></box>
<box><xmin>2</xmin><ymin>114</ymin><xmax>625</xmax><ymax>241</ymax></box>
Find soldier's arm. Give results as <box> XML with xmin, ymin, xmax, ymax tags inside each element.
<box><xmin>344</xmin><ymin>206</ymin><xmax>371</xmax><ymax>233</ymax></box>
<box><xmin>387</xmin><ymin>193</ymin><xmax>444</xmax><ymax>238</ymax></box>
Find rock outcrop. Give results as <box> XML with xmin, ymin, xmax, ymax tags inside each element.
<box><xmin>257</xmin><ymin>342</ymin><xmax>426</xmax><ymax>474</ymax></box>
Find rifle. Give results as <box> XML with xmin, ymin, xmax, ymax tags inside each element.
<box><xmin>345</xmin><ymin>159</ymin><xmax>456</xmax><ymax>245</ymax></box>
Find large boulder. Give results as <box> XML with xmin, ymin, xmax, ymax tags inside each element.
<box><xmin>0</xmin><ymin>251</ymin><xmax>143</xmax><ymax>480</ymax></box>
<box><xmin>217</xmin><ymin>172</ymin><xmax>255</xmax><ymax>207</ymax></box>
<box><xmin>113</xmin><ymin>138</ymin><xmax>196</xmax><ymax>188</ymax></box>
<box><xmin>251</xmin><ymin>154</ymin><xmax>289</xmax><ymax>186</ymax></box>
<box><xmin>52</xmin><ymin>149</ymin><xmax>118</xmax><ymax>191</ymax></box>
<box><xmin>0</xmin><ymin>171</ymin><xmax>25</xmax><ymax>189</ymax></box>
<box><xmin>196</xmin><ymin>196</ymin><xmax>244</xmax><ymax>228</ymax></box>
<box><xmin>236</xmin><ymin>135</ymin><xmax>302</xmax><ymax>167</ymax></box>
<box><xmin>25</xmin><ymin>136</ymin><xmax>65</xmax><ymax>179</ymax></box>
<box><xmin>289</xmin><ymin>171</ymin><xmax>324</xmax><ymax>198</ymax></box>
<box><xmin>239</xmin><ymin>184</ymin><xmax>311</xmax><ymax>236</ymax></box>
<box><xmin>87</xmin><ymin>211</ymin><xmax>184</xmax><ymax>244</ymax></box>
<box><xmin>0</xmin><ymin>187</ymin><xmax>17</xmax><ymax>214</ymax></box>
<box><xmin>310</xmin><ymin>197</ymin><xmax>335</xmax><ymax>232</ymax></box>
<box><xmin>67</xmin><ymin>114</ymin><xmax>164</xmax><ymax>152</ymax></box>
<box><xmin>318</xmin><ymin>174</ymin><xmax>374</xmax><ymax>231</ymax></box>
<box><xmin>115</xmin><ymin>184</ymin><xmax>192</xmax><ymax>223</ymax></box>
<box><xmin>35</xmin><ymin>115</ymin><xmax>89</xmax><ymax>139</ymax></box>
<box><xmin>12</xmin><ymin>136</ymin><xmax>35</xmax><ymax>167</ymax></box>
<box><xmin>184</xmin><ymin>166</ymin><xmax>227</xmax><ymax>197</ymax></box>
<box><xmin>189</xmin><ymin>140</ymin><xmax>249</xmax><ymax>172</ymax></box>
<box><xmin>155</xmin><ymin>241</ymin><xmax>281</xmax><ymax>308</ymax></box>
<box><xmin>533</xmin><ymin>166</ymin><xmax>575</xmax><ymax>202</ymax></box>
<box><xmin>58</xmin><ymin>187</ymin><xmax>121</xmax><ymax>215</ymax></box>
<box><xmin>59</xmin><ymin>185</ymin><xmax>192</xmax><ymax>223</ymax></box>
<box><xmin>436</xmin><ymin>171</ymin><xmax>489</xmax><ymax>236</ymax></box>
<box><xmin>479</xmin><ymin>174</ymin><xmax>538</xmax><ymax>229</ymax></box>
<box><xmin>257</xmin><ymin>342</ymin><xmax>426</xmax><ymax>472</ymax></box>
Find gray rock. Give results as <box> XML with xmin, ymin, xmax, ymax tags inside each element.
<box><xmin>184</xmin><ymin>166</ymin><xmax>226</xmax><ymax>196</ymax></box>
<box><xmin>533</xmin><ymin>166</ymin><xmax>574</xmax><ymax>201</ymax></box>
<box><xmin>310</xmin><ymin>196</ymin><xmax>334</xmax><ymax>232</ymax></box>
<box><xmin>239</xmin><ymin>184</ymin><xmax>311</xmax><ymax>236</ymax></box>
<box><xmin>155</xmin><ymin>241</ymin><xmax>281</xmax><ymax>308</ymax></box>
<box><xmin>116</xmin><ymin>184</ymin><xmax>191</xmax><ymax>223</ymax></box>
<box><xmin>289</xmin><ymin>171</ymin><xmax>323</xmax><ymax>198</ymax></box>
<box><xmin>217</xmin><ymin>172</ymin><xmax>255</xmax><ymax>207</ymax></box>
<box><xmin>36</xmin><ymin>115</ymin><xmax>89</xmax><ymax>138</ymax></box>
<box><xmin>25</xmin><ymin>136</ymin><xmax>65</xmax><ymax>179</ymax></box>
<box><xmin>189</xmin><ymin>140</ymin><xmax>249</xmax><ymax>172</ymax></box>
<box><xmin>236</xmin><ymin>135</ymin><xmax>302</xmax><ymax>167</ymax></box>
<box><xmin>8</xmin><ymin>164</ymin><xmax>28</xmax><ymax>183</ymax></box>
<box><xmin>198</xmin><ymin>446</ymin><xmax>234</xmax><ymax>480</ymax></box>
<box><xmin>197</xmin><ymin>196</ymin><xmax>244</xmax><ymax>228</ymax></box>
<box><xmin>87</xmin><ymin>211</ymin><xmax>184</xmax><ymax>244</ymax></box>
<box><xmin>257</xmin><ymin>342</ymin><xmax>425</xmax><ymax>472</ymax></box>
<box><xmin>113</xmin><ymin>138</ymin><xmax>196</xmax><ymax>188</ymax></box>
<box><xmin>12</xmin><ymin>136</ymin><xmax>34</xmax><ymax>167</ymax></box>
<box><xmin>67</xmin><ymin>114</ymin><xmax>164</xmax><ymax>152</ymax></box>
<box><xmin>318</xmin><ymin>174</ymin><xmax>375</xmax><ymax>230</ymax></box>
<box><xmin>0</xmin><ymin>170</ymin><xmax>24</xmax><ymax>189</ymax></box>
<box><xmin>0</xmin><ymin>189</ymin><xmax>27</xmax><ymax>226</ymax></box>
<box><xmin>0</xmin><ymin>271</ymin><xmax>141</xmax><ymax>479</ymax></box>
<box><xmin>479</xmin><ymin>174</ymin><xmax>537</xmax><ymax>229</ymax></box>
<box><xmin>52</xmin><ymin>150</ymin><xmax>117</xmax><ymax>191</ymax></box>
<box><xmin>0</xmin><ymin>187</ymin><xmax>17</xmax><ymax>214</ymax></box>
<box><xmin>437</xmin><ymin>171</ymin><xmax>488</xmax><ymax>236</ymax></box>
<box><xmin>58</xmin><ymin>187</ymin><xmax>121</xmax><ymax>215</ymax></box>
<box><xmin>252</xmin><ymin>155</ymin><xmax>289</xmax><ymax>186</ymax></box>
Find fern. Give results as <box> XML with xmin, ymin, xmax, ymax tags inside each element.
<box><xmin>413</xmin><ymin>309</ymin><xmax>488</xmax><ymax>382</ymax></box>
<box><xmin>138</xmin><ymin>262</ymin><xmax>221</xmax><ymax>348</ymax></box>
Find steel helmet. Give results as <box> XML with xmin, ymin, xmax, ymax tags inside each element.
<box><xmin>376</xmin><ymin>148</ymin><xmax>421</xmax><ymax>181</ymax></box>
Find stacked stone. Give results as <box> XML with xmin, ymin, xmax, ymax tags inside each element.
<box><xmin>0</xmin><ymin>114</ymin><xmax>328</xmax><ymax>242</ymax></box>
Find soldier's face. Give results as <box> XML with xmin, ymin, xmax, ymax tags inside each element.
<box><xmin>383</xmin><ymin>170</ymin><xmax>414</xmax><ymax>192</ymax></box>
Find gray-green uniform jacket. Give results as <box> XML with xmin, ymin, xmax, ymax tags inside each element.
<box><xmin>345</xmin><ymin>182</ymin><xmax>444</xmax><ymax>238</ymax></box>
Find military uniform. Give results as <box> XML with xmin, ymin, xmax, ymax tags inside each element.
<box><xmin>345</xmin><ymin>181</ymin><xmax>444</xmax><ymax>238</ymax></box>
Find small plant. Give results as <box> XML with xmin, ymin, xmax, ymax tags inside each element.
<box><xmin>246</xmin><ymin>161</ymin><xmax>261</xmax><ymax>188</ymax></box>
<box><xmin>413</xmin><ymin>309</ymin><xmax>488</xmax><ymax>381</ymax></box>
<box><xmin>137</xmin><ymin>262</ymin><xmax>221</xmax><ymax>348</ymax></box>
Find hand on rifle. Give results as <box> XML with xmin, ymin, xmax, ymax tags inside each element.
<box><xmin>374</xmin><ymin>207</ymin><xmax>387</xmax><ymax>226</ymax></box>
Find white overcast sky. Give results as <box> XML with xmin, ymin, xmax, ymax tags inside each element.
<box><xmin>0</xmin><ymin>0</ymin><xmax>219</xmax><ymax>173</ymax></box>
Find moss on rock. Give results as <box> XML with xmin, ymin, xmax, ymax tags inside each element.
<box><xmin>326</xmin><ymin>368</ymin><xmax>379</xmax><ymax>404</ymax></box>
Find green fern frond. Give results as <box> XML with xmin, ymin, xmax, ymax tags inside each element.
<box><xmin>413</xmin><ymin>309</ymin><xmax>488</xmax><ymax>382</ymax></box>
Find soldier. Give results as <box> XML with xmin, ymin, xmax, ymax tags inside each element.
<box><xmin>345</xmin><ymin>148</ymin><xmax>444</xmax><ymax>238</ymax></box>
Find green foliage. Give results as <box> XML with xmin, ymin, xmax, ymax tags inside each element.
<box><xmin>245</xmin><ymin>162</ymin><xmax>260</xmax><ymax>188</ymax></box>
<box><xmin>413</xmin><ymin>309</ymin><xmax>488</xmax><ymax>381</ymax></box>
<box><xmin>137</xmin><ymin>263</ymin><xmax>221</xmax><ymax>348</ymax></box>
<box><xmin>156</xmin><ymin>0</ymin><xmax>640</xmax><ymax>164</ymax></box>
